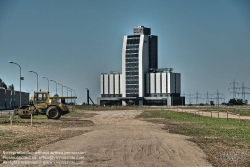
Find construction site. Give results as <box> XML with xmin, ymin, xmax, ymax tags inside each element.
<box><xmin>1</xmin><ymin>104</ymin><xmax>250</xmax><ymax>167</ymax></box>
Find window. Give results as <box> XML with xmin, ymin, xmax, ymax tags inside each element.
<box><xmin>126</xmin><ymin>37</ymin><xmax>140</xmax><ymax>45</ymax></box>
<box><xmin>126</xmin><ymin>63</ymin><xmax>138</xmax><ymax>67</ymax></box>
<box><xmin>126</xmin><ymin>85</ymin><xmax>139</xmax><ymax>88</ymax></box>
<box><xmin>35</xmin><ymin>93</ymin><xmax>47</xmax><ymax>103</ymax></box>
<box><xmin>126</xmin><ymin>72</ymin><xmax>139</xmax><ymax>75</ymax></box>
<box><xmin>126</xmin><ymin>50</ymin><xmax>138</xmax><ymax>54</ymax></box>
<box><xmin>126</xmin><ymin>67</ymin><xmax>138</xmax><ymax>72</ymax></box>
<box><xmin>126</xmin><ymin>45</ymin><xmax>139</xmax><ymax>49</ymax></box>
<box><xmin>126</xmin><ymin>54</ymin><xmax>138</xmax><ymax>58</ymax></box>
<box><xmin>126</xmin><ymin>59</ymin><xmax>138</xmax><ymax>63</ymax></box>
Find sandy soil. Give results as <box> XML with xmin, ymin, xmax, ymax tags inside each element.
<box><xmin>1</xmin><ymin>110</ymin><xmax>212</xmax><ymax>167</ymax></box>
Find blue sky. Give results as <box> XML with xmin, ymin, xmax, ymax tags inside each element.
<box><xmin>0</xmin><ymin>0</ymin><xmax>250</xmax><ymax>104</ymax></box>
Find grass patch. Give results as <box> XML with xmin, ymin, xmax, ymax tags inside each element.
<box><xmin>138</xmin><ymin>109</ymin><xmax>250</xmax><ymax>167</ymax></box>
<box><xmin>0</xmin><ymin>109</ymin><xmax>95</xmax><ymax>164</ymax></box>
<box><xmin>198</xmin><ymin>106</ymin><xmax>250</xmax><ymax>116</ymax></box>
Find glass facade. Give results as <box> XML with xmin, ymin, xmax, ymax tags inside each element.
<box><xmin>125</xmin><ymin>35</ymin><xmax>140</xmax><ymax>97</ymax></box>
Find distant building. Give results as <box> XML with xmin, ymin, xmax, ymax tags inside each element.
<box><xmin>100</xmin><ymin>71</ymin><xmax>122</xmax><ymax>97</ymax></box>
<box><xmin>0</xmin><ymin>88</ymin><xmax>29</xmax><ymax>109</ymax></box>
<box><xmin>97</xmin><ymin>26</ymin><xmax>185</xmax><ymax>106</ymax></box>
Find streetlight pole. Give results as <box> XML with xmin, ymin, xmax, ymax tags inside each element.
<box><xmin>72</xmin><ymin>89</ymin><xmax>76</xmax><ymax>98</ymax></box>
<box><xmin>86</xmin><ymin>88</ymin><xmax>89</xmax><ymax>105</ymax></box>
<box><xmin>50</xmin><ymin>80</ymin><xmax>57</xmax><ymax>95</ymax></box>
<box><xmin>41</xmin><ymin>76</ymin><xmax>49</xmax><ymax>92</ymax></box>
<box><xmin>68</xmin><ymin>88</ymin><xmax>72</xmax><ymax>103</ymax></box>
<box><xmin>66</xmin><ymin>87</ymin><xmax>70</xmax><ymax>104</ymax></box>
<box><xmin>29</xmin><ymin>70</ymin><xmax>38</xmax><ymax>91</ymax></box>
<box><xmin>9</xmin><ymin>61</ymin><xmax>22</xmax><ymax>107</ymax></box>
<box><xmin>62</xmin><ymin>85</ymin><xmax>67</xmax><ymax>97</ymax></box>
<box><xmin>72</xmin><ymin>89</ymin><xmax>76</xmax><ymax>104</ymax></box>
<box><xmin>58</xmin><ymin>83</ymin><xmax>63</xmax><ymax>96</ymax></box>
<box><xmin>62</xmin><ymin>86</ymin><xmax>69</xmax><ymax>103</ymax></box>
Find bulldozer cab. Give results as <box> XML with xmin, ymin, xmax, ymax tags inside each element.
<box><xmin>33</xmin><ymin>92</ymin><xmax>49</xmax><ymax>112</ymax></box>
<box><xmin>34</xmin><ymin>92</ymin><xmax>48</xmax><ymax>104</ymax></box>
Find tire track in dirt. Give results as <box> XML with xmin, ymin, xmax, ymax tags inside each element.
<box><xmin>1</xmin><ymin>110</ymin><xmax>212</xmax><ymax>167</ymax></box>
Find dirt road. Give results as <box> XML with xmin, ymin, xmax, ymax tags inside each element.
<box><xmin>2</xmin><ymin>110</ymin><xmax>212</xmax><ymax>167</ymax></box>
<box><xmin>41</xmin><ymin>110</ymin><xmax>212</xmax><ymax>167</ymax></box>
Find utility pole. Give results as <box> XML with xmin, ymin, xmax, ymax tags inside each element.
<box><xmin>204</xmin><ymin>91</ymin><xmax>211</xmax><ymax>104</ymax></box>
<box><xmin>228</xmin><ymin>79</ymin><xmax>239</xmax><ymax>99</ymax></box>
<box><xmin>193</xmin><ymin>90</ymin><xmax>202</xmax><ymax>105</ymax></box>
<box><xmin>212</xmin><ymin>89</ymin><xmax>224</xmax><ymax>106</ymax></box>
<box><xmin>238</xmin><ymin>82</ymin><xmax>250</xmax><ymax>101</ymax></box>
<box><xmin>187</xmin><ymin>93</ymin><xmax>194</xmax><ymax>105</ymax></box>
<box><xmin>86</xmin><ymin>88</ymin><xmax>95</xmax><ymax>105</ymax></box>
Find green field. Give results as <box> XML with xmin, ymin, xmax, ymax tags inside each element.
<box><xmin>138</xmin><ymin>108</ymin><xmax>250</xmax><ymax>167</ymax></box>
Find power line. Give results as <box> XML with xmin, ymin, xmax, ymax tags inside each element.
<box><xmin>238</xmin><ymin>82</ymin><xmax>250</xmax><ymax>101</ymax></box>
<box><xmin>187</xmin><ymin>92</ymin><xmax>194</xmax><ymax>104</ymax></box>
<box><xmin>193</xmin><ymin>90</ymin><xmax>202</xmax><ymax>104</ymax></box>
<box><xmin>212</xmin><ymin>89</ymin><xmax>224</xmax><ymax>105</ymax></box>
<box><xmin>204</xmin><ymin>91</ymin><xmax>211</xmax><ymax>104</ymax></box>
<box><xmin>228</xmin><ymin>79</ymin><xmax>239</xmax><ymax>99</ymax></box>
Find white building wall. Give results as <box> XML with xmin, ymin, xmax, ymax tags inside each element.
<box><xmin>150</xmin><ymin>73</ymin><xmax>155</xmax><ymax>93</ymax></box>
<box><xmin>122</xmin><ymin>36</ymin><xmax>127</xmax><ymax>97</ymax></box>
<box><xmin>109</xmin><ymin>74</ymin><xmax>114</xmax><ymax>94</ymax></box>
<box><xmin>145</xmin><ymin>72</ymin><xmax>181</xmax><ymax>95</ymax></box>
<box><xmin>156</xmin><ymin>73</ymin><xmax>161</xmax><ymax>93</ymax></box>
<box><xmin>167</xmin><ymin>72</ymin><xmax>171</xmax><ymax>93</ymax></box>
<box><xmin>162</xmin><ymin>73</ymin><xmax>167</xmax><ymax>93</ymax></box>
<box><xmin>167</xmin><ymin>96</ymin><xmax>172</xmax><ymax>106</ymax></box>
<box><xmin>100</xmin><ymin>75</ymin><xmax>104</xmax><ymax>94</ymax></box>
<box><xmin>104</xmin><ymin>74</ymin><xmax>109</xmax><ymax>94</ymax></box>
<box><xmin>119</xmin><ymin>74</ymin><xmax>123</xmax><ymax>95</ymax></box>
<box><xmin>114</xmin><ymin>74</ymin><xmax>119</xmax><ymax>94</ymax></box>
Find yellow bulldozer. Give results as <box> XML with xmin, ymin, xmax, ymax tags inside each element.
<box><xmin>14</xmin><ymin>90</ymin><xmax>77</xmax><ymax>119</ymax></box>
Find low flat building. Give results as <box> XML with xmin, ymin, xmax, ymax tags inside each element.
<box><xmin>0</xmin><ymin>88</ymin><xmax>29</xmax><ymax>109</ymax></box>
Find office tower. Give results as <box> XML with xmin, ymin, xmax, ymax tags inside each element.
<box><xmin>98</xmin><ymin>26</ymin><xmax>184</xmax><ymax>106</ymax></box>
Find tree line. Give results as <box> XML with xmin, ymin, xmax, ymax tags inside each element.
<box><xmin>0</xmin><ymin>78</ymin><xmax>14</xmax><ymax>90</ymax></box>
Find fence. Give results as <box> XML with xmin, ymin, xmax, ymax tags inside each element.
<box><xmin>171</xmin><ymin>106</ymin><xmax>250</xmax><ymax>123</ymax></box>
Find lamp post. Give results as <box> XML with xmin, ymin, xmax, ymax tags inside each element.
<box><xmin>58</xmin><ymin>83</ymin><xmax>63</xmax><ymax>96</ymax></box>
<box><xmin>9</xmin><ymin>61</ymin><xmax>22</xmax><ymax>107</ymax></box>
<box><xmin>72</xmin><ymin>89</ymin><xmax>76</xmax><ymax>97</ymax></box>
<box><xmin>66</xmin><ymin>87</ymin><xmax>70</xmax><ymax>104</ymax></box>
<box><xmin>72</xmin><ymin>89</ymin><xmax>76</xmax><ymax>105</ymax></box>
<box><xmin>62</xmin><ymin>86</ymin><xmax>69</xmax><ymax>103</ymax></box>
<box><xmin>41</xmin><ymin>76</ymin><xmax>49</xmax><ymax>92</ymax></box>
<box><xmin>50</xmin><ymin>80</ymin><xmax>57</xmax><ymax>95</ymax></box>
<box><xmin>62</xmin><ymin>85</ymin><xmax>67</xmax><ymax>97</ymax></box>
<box><xmin>28</xmin><ymin>70</ymin><xmax>38</xmax><ymax>91</ymax></box>
<box><xmin>68</xmin><ymin>87</ymin><xmax>72</xmax><ymax>104</ymax></box>
<box><xmin>86</xmin><ymin>88</ymin><xmax>89</xmax><ymax>105</ymax></box>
